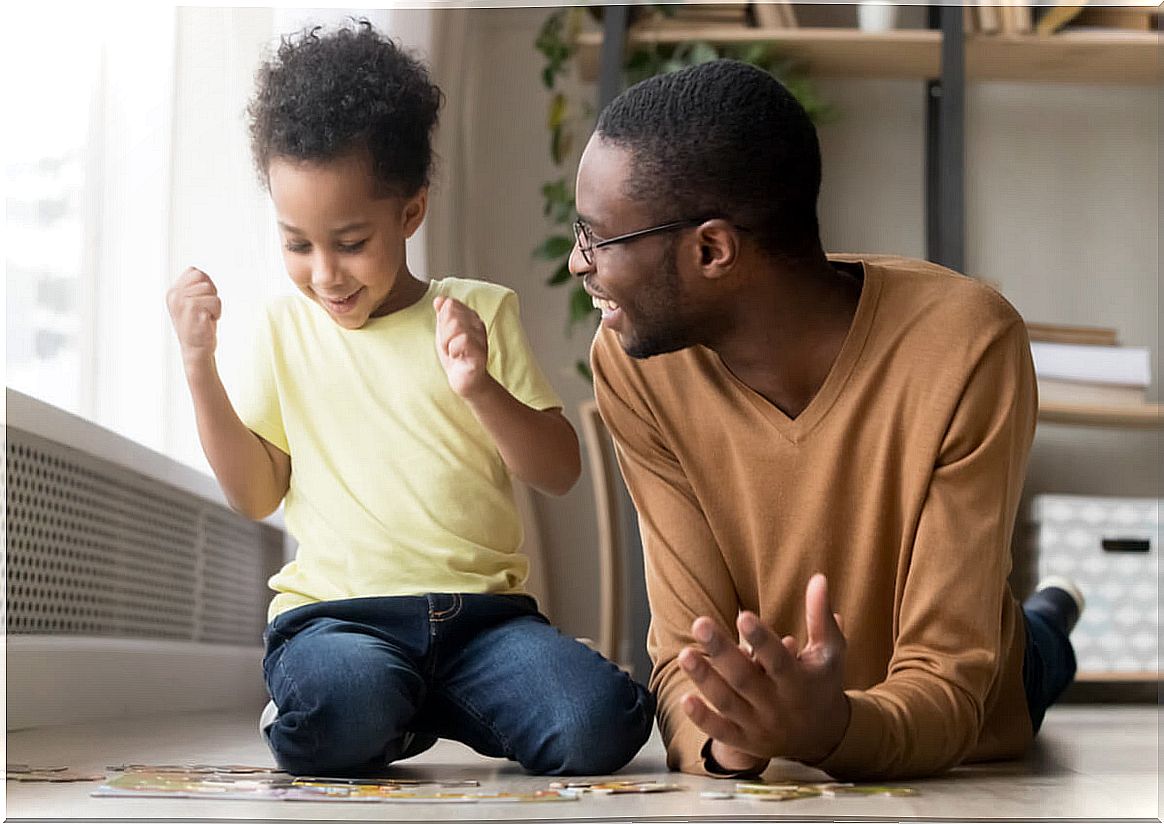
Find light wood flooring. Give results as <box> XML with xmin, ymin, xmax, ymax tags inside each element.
<box><xmin>6</xmin><ymin>704</ymin><xmax>1159</xmax><ymax>821</ymax></box>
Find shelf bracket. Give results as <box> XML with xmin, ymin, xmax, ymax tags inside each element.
<box><xmin>926</xmin><ymin>5</ymin><xmax>966</xmax><ymax>272</ymax></box>
<box><xmin>598</xmin><ymin>5</ymin><xmax>630</xmax><ymax>110</ymax></box>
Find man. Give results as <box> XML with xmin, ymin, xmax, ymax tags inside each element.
<box><xmin>573</xmin><ymin>60</ymin><xmax>1082</xmax><ymax>781</ymax></box>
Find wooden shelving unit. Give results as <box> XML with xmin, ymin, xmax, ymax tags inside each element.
<box><xmin>1038</xmin><ymin>401</ymin><xmax>1164</xmax><ymax>430</ymax></box>
<box><xmin>1075</xmin><ymin>670</ymin><xmax>1161</xmax><ymax>683</ymax></box>
<box><xmin>574</xmin><ymin>27</ymin><xmax>1162</xmax><ymax>86</ymax></box>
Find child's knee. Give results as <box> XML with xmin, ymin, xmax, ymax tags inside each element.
<box><xmin>523</xmin><ymin>676</ymin><xmax>656</xmax><ymax>775</ymax></box>
<box><xmin>266</xmin><ymin>679</ymin><xmax>415</xmax><ymax>775</ymax></box>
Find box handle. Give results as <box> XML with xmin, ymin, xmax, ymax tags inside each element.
<box><xmin>1101</xmin><ymin>538</ymin><xmax>1151</xmax><ymax>553</ymax></box>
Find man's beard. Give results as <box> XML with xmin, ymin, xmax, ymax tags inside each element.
<box><xmin>623</xmin><ymin>241</ymin><xmax>695</xmax><ymax>360</ymax></box>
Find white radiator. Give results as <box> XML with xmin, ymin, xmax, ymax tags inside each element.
<box><xmin>5</xmin><ymin>388</ymin><xmax>285</xmax><ymax>729</ymax></box>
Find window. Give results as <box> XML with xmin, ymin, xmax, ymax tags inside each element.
<box><xmin>5</xmin><ymin>23</ymin><xmax>100</xmax><ymax>416</ymax></box>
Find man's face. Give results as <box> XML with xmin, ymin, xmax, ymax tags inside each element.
<box><xmin>571</xmin><ymin>136</ymin><xmax>700</xmax><ymax>359</ymax></box>
<box><xmin>269</xmin><ymin>150</ymin><xmax>424</xmax><ymax>330</ymax></box>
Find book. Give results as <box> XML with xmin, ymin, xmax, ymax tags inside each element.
<box><xmin>1026</xmin><ymin>322</ymin><xmax>1119</xmax><ymax>346</ymax></box>
<box><xmin>999</xmin><ymin>3</ymin><xmax>1018</xmax><ymax>34</ymax></box>
<box><xmin>752</xmin><ymin>2</ymin><xmax>797</xmax><ymax>29</ymax></box>
<box><xmin>1035</xmin><ymin>2</ymin><xmax>1089</xmax><ymax>36</ymax></box>
<box><xmin>977</xmin><ymin>2</ymin><xmax>1002</xmax><ymax>35</ymax></box>
<box><xmin>1011</xmin><ymin>4</ymin><xmax>1033</xmax><ymax>34</ymax></box>
<box><xmin>671</xmin><ymin>4</ymin><xmax>750</xmax><ymax>25</ymax></box>
<box><xmin>1030</xmin><ymin>342</ymin><xmax>1152</xmax><ymax>386</ymax></box>
<box><xmin>1038</xmin><ymin>378</ymin><xmax>1148</xmax><ymax>407</ymax></box>
<box><xmin>1072</xmin><ymin>7</ymin><xmax>1154</xmax><ymax>32</ymax></box>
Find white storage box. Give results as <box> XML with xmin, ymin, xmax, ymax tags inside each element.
<box><xmin>1030</xmin><ymin>494</ymin><xmax>1159</xmax><ymax>675</ymax></box>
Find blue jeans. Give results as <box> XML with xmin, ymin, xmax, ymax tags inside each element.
<box><xmin>1022</xmin><ymin>605</ymin><xmax>1078</xmax><ymax>734</ymax></box>
<box><xmin>262</xmin><ymin>593</ymin><xmax>656</xmax><ymax>777</ymax></box>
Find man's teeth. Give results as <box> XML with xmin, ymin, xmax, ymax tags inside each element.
<box><xmin>592</xmin><ymin>297</ymin><xmax>619</xmax><ymax>312</ymax></box>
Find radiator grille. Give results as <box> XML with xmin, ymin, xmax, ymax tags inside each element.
<box><xmin>6</xmin><ymin>427</ymin><xmax>280</xmax><ymax>644</ymax></box>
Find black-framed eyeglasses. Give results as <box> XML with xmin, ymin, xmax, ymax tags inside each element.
<box><xmin>572</xmin><ymin>217</ymin><xmax>706</xmax><ymax>266</ymax></box>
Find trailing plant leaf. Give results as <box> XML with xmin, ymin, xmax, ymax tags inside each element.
<box><xmin>546</xmin><ymin>260</ymin><xmax>573</xmax><ymax>286</ymax></box>
<box><xmin>541</xmin><ymin>179</ymin><xmax>574</xmax><ymax>224</ymax></box>
<box><xmin>534</xmin><ymin>235</ymin><xmax>575</xmax><ymax>261</ymax></box>
<box><xmin>686</xmin><ymin>41</ymin><xmax>720</xmax><ymax>65</ymax></box>
<box><xmin>547</xmin><ymin>92</ymin><xmax>568</xmax><ymax>129</ymax></box>
<box><xmin>568</xmin><ymin>283</ymin><xmax>598</xmax><ymax>330</ymax></box>
<box><xmin>550</xmin><ymin>126</ymin><xmax>573</xmax><ymax>166</ymax></box>
<box><xmin>535</xmin><ymin>10</ymin><xmax>574</xmax><ymax>90</ymax></box>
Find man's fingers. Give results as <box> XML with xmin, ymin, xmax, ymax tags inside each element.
<box><xmin>738</xmin><ymin>611</ymin><xmax>795</xmax><ymax>677</ymax></box>
<box><xmin>680</xmin><ymin>693</ymin><xmax>747</xmax><ymax>750</ymax></box>
<box><xmin>679</xmin><ymin>646</ymin><xmax>752</xmax><ymax>721</ymax></box>
<box><xmin>805</xmin><ymin>574</ymin><xmax>842</xmax><ymax>646</ymax></box>
<box><xmin>692</xmin><ymin>617</ymin><xmax>763</xmax><ymax>695</ymax></box>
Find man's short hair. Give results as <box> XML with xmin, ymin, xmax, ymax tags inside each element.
<box><xmin>596</xmin><ymin>59</ymin><xmax>822</xmax><ymax>261</ymax></box>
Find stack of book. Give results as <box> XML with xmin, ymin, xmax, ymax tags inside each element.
<box><xmin>1027</xmin><ymin>323</ymin><xmax>1152</xmax><ymax>407</ymax></box>
<box><xmin>751</xmin><ymin>2</ymin><xmax>798</xmax><ymax>29</ymax></box>
<box><xmin>966</xmin><ymin>2</ymin><xmax>1034</xmax><ymax>35</ymax></box>
<box><xmin>645</xmin><ymin>3</ymin><xmax>752</xmax><ymax>28</ymax></box>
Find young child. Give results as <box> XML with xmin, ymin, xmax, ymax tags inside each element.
<box><xmin>166</xmin><ymin>21</ymin><xmax>654</xmax><ymax>778</ymax></box>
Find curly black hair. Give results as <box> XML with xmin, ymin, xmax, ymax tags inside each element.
<box><xmin>247</xmin><ymin>20</ymin><xmax>443</xmax><ymax>197</ymax></box>
<box><xmin>596</xmin><ymin>60</ymin><xmax>822</xmax><ymax>262</ymax></box>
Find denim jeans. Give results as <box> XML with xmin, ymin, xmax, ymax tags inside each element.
<box><xmin>1021</xmin><ymin>605</ymin><xmax>1078</xmax><ymax>734</ymax></box>
<box><xmin>262</xmin><ymin>593</ymin><xmax>656</xmax><ymax>777</ymax></box>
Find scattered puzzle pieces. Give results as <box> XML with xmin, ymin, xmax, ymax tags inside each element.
<box><xmin>92</xmin><ymin>767</ymin><xmax>574</xmax><ymax>803</ymax></box>
<box><xmin>7</xmin><ymin>765</ymin><xmax>105</xmax><ymax>783</ymax></box>
<box><xmin>549</xmin><ymin>779</ymin><xmax>685</xmax><ymax>794</ymax></box>
<box><xmin>64</xmin><ymin>762</ymin><xmax>916</xmax><ymax>804</ymax></box>
<box><xmin>105</xmin><ymin>764</ymin><xmax>279</xmax><ymax>775</ymax></box>
<box><xmin>697</xmin><ymin>781</ymin><xmax>918</xmax><ymax>802</ymax></box>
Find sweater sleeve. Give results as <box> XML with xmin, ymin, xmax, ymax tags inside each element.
<box><xmin>815</xmin><ymin>319</ymin><xmax>1037</xmax><ymax>780</ymax></box>
<box><xmin>591</xmin><ymin>332</ymin><xmax>741</xmax><ymax>776</ymax></box>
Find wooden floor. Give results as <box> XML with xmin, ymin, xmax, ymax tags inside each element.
<box><xmin>6</xmin><ymin>704</ymin><xmax>1160</xmax><ymax>821</ymax></box>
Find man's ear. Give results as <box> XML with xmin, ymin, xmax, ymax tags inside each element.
<box><xmin>402</xmin><ymin>187</ymin><xmax>428</xmax><ymax>239</ymax></box>
<box><xmin>692</xmin><ymin>219</ymin><xmax>740</xmax><ymax>280</ymax></box>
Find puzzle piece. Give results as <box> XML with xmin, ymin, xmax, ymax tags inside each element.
<box><xmin>106</xmin><ymin>764</ymin><xmax>283</xmax><ymax>775</ymax></box>
<box><xmin>702</xmin><ymin>780</ymin><xmax>917</xmax><ymax>801</ymax></box>
<box><xmin>549</xmin><ymin>779</ymin><xmax>684</xmax><ymax>794</ymax></box>
<box><xmin>8</xmin><ymin>769</ymin><xmax>106</xmax><ymax>783</ymax></box>
<box><xmin>822</xmin><ymin>784</ymin><xmax>917</xmax><ymax>797</ymax></box>
<box><xmin>92</xmin><ymin>770</ymin><xmax>576</xmax><ymax>803</ymax></box>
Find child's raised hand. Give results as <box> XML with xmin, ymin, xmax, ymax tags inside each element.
<box><xmin>434</xmin><ymin>295</ymin><xmax>489</xmax><ymax>398</ymax></box>
<box><xmin>167</xmin><ymin>266</ymin><xmax>222</xmax><ymax>366</ymax></box>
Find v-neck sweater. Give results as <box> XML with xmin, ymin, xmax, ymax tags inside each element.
<box><xmin>591</xmin><ymin>255</ymin><xmax>1037</xmax><ymax>780</ymax></box>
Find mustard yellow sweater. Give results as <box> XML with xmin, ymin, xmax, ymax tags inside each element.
<box><xmin>592</xmin><ymin>256</ymin><xmax>1036</xmax><ymax>780</ymax></box>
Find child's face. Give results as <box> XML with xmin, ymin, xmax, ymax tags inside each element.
<box><xmin>269</xmin><ymin>151</ymin><xmax>426</xmax><ymax>329</ymax></box>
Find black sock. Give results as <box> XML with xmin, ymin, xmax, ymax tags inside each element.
<box><xmin>1024</xmin><ymin>587</ymin><xmax>1080</xmax><ymax>636</ymax></box>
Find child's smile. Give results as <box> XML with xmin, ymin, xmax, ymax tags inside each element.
<box><xmin>318</xmin><ymin>287</ymin><xmax>365</xmax><ymax>316</ymax></box>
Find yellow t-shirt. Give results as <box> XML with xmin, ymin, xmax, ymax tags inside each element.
<box><xmin>237</xmin><ymin>277</ymin><xmax>563</xmax><ymax>621</ymax></box>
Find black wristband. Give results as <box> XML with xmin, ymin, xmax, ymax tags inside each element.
<box><xmin>700</xmin><ymin>738</ymin><xmax>766</xmax><ymax>778</ymax></box>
